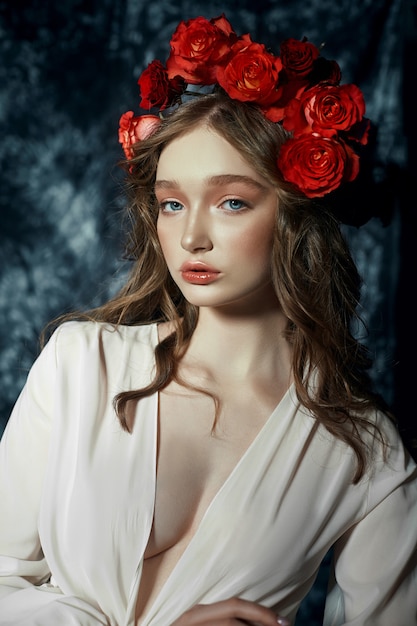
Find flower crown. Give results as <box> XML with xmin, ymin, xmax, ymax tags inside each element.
<box><xmin>119</xmin><ymin>14</ymin><xmax>370</xmax><ymax>199</ymax></box>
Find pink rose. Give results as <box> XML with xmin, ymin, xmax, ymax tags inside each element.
<box><xmin>118</xmin><ymin>112</ymin><xmax>161</xmax><ymax>159</ymax></box>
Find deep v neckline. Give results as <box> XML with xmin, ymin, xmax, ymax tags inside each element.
<box><xmin>150</xmin><ymin>320</ymin><xmax>295</xmax><ymax>550</ymax></box>
<box><xmin>168</xmin><ymin>381</ymin><xmax>295</xmax><ymax>528</ymax></box>
<box><xmin>135</xmin><ymin>326</ymin><xmax>295</xmax><ymax>623</ymax></box>
<box><xmin>151</xmin><ymin>322</ymin><xmax>294</xmax><ymax>534</ymax></box>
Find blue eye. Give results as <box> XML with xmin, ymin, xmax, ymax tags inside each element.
<box><xmin>161</xmin><ymin>200</ymin><xmax>183</xmax><ymax>212</ymax></box>
<box><xmin>223</xmin><ymin>199</ymin><xmax>246</xmax><ymax>211</ymax></box>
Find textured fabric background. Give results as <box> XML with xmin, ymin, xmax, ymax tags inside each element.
<box><xmin>0</xmin><ymin>1</ymin><xmax>415</xmax><ymax>623</ymax></box>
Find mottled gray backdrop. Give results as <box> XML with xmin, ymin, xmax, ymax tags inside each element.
<box><xmin>0</xmin><ymin>1</ymin><xmax>415</xmax><ymax>623</ymax></box>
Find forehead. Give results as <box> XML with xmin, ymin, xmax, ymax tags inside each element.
<box><xmin>156</xmin><ymin>126</ymin><xmax>264</xmax><ymax>183</ymax></box>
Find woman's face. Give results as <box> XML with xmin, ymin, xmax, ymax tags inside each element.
<box><xmin>156</xmin><ymin>126</ymin><xmax>279</xmax><ymax>313</ymax></box>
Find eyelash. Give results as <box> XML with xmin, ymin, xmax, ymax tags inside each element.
<box><xmin>159</xmin><ymin>200</ymin><xmax>183</xmax><ymax>212</ymax></box>
<box><xmin>158</xmin><ymin>198</ymin><xmax>251</xmax><ymax>213</ymax></box>
<box><xmin>222</xmin><ymin>198</ymin><xmax>248</xmax><ymax>212</ymax></box>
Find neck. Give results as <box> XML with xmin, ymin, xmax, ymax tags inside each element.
<box><xmin>182</xmin><ymin>291</ymin><xmax>293</xmax><ymax>388</ymax></box>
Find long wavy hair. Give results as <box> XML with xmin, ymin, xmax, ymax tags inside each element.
<box><xmin>51</xmin><ymin>92</ymin><xmax>394</xmax><ymax>482</ymax></box>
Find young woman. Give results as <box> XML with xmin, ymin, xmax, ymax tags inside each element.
<box><xmin>1</xmin><ymin>14</ymin><xmax>416</xmax><ymax>626</ymax></box>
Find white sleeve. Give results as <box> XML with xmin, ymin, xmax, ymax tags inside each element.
<box><xmin>0</xmin><ymin>325</ymin><xmax>110</xmax><ymax>625</ymax></box>
<box><xmin>0</xmin><ymin>332</ymin><xmax>58</xmax><ymax>595</ymax></box>
<box><xmin>324</xmin><ymin>442</ymin><xmax>417</xmax><ymax>626</ymax></box>
<box><xmin>0</xmin><ymin>587</ymin><xmax>110</xmax><ymax>625</ymax></box>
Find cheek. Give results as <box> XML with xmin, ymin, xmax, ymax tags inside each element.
<box><xmin>156</xmin><ymin>222</ymin><xmax>171</xmax><ymax>259</ymax></box>
<box><xmin>232</xmin><ymin>221</ymin><xmax>274</xmax><ymax>264</ymax></box>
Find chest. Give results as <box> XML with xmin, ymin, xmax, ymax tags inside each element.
<box><xmin>144</xmin><ymin>385</ymin><xmax>276</xmax><ymax>559</ymax></box>
<box><xmin>42</xmin><ymin>380</ymin><xmax>358</xmax><ymax>624</ymax></box>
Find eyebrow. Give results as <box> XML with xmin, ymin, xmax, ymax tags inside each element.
<box><xmin>154</xmin><ymin>174</ymin><xmax>270</xmax><ymax>193</ymax></box>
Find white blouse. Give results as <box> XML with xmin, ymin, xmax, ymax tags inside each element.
<box><xmin>0</xmin><ymin>321</ymin><xmax>416</xmax><ymax>626</ymax></box>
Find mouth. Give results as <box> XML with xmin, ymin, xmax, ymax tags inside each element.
<box><xmin>180</xmin><ymin>262</ymin><xmax>221</xmax><ymax>285</ymax></box>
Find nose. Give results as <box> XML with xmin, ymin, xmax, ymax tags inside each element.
<box><xmin>181</xmin><ymin>209</ymin><xmax>213</xmax><ymax>252</ymax></box>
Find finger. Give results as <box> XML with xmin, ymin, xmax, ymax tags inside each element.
<box><xmin>172</xmin><ymin>597</ymin><xmax>289</xmax><ymax>625</ymax></box>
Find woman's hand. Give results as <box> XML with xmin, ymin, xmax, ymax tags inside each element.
<box><xmin>171</xmin><ymin>597</ymin><xmax>290</xmax><ymax>625</ymax></box>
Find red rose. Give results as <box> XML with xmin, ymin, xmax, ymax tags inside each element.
<box><xmin>262</xmin><ymin>79</ymin><xmax>307</xmax><ymax>123</ymax></box>
<box><xmin>118</xmin><ymin>112</ymin><xmax>161</xmax><ymax>159</ymax></box>
<box><xmin>284</xmin><ymin>83</ymin><xmax>367</xmax><ymax>141</ymax></box>
<box><xmin>280</xmin><ymin>37</ymin><xmax>319</xmax><ymax>78</ymax></box>
<box><xmin>217</xmin><ymin>35</ymin><xmax>283</xmax><ymax>106</ymax></box>
<box><xmin>309</xmin><ymin>57</ymin><xmax>341</xmax><ymax>84</ymax></box>
<box><xmin>278</xmin><ymin>134</ymin><xmax>360</xmax><ymax>198</ymax></box>
<box><xmin>166</xmin><ymin>15</ymin><xmax>236</xmax><ymax>84</ymax></box>
<box><xmin>346</xmin><ymin>116</ymin><xmax>371</xmax><ymax>146</ymax></box>
<box><xmin>210</xmin><ymin>13</ymin><xmax>235</xmax><ymax>36</ymax></box>
<box><xmin>138</xmin><ymin>60</ymin><xmax>180</xmax><ymax>110</ymax></box>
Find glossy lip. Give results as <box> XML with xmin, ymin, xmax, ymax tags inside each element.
<box><xmin>180</xmin><ymin>261</ymin><xmax>221</xmax><ymax>285</ymax></box>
